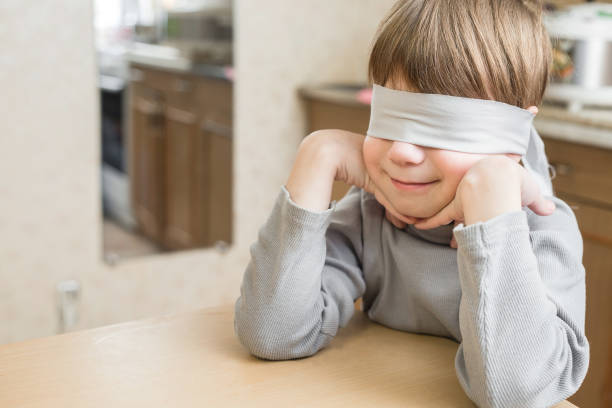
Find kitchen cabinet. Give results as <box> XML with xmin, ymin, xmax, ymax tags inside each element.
<box><xmin>301</xmin><ymin>93</ymin><xmax>370</xmax><ymax>202</ymax></box>
<box><xmin>164</xmin><ymin>104</ymin><xmax>199</xmax><ymax>249</ymax></box>
<box><xmin>128</xmin><ymin>64</ymin><xmax>232</xmax><ymax>250</ymax></box>
<box><xmin>300</xmin><ymin>86</ymin><xmax>612</xmax><ymax>408</ymax></box>
<box><xmin>201</xmin><ymin>120</ymin><xmax>233</xmax><ymax>246</ymax></box>
<box><xmin>130</xmin><ymin>83</ymin><xmax>165</xmax><ymax>242</ymax></box>
<box><xmin>544</xmin><ymin>138</ymin><xmax>612</xmax><ymax>408</ymax></box>
<box><xmin>197</xmin><ymin>78</ymin><xmax>233</xmax><ymax>246</ymax></box>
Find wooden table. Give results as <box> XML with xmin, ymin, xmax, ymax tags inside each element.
<box><xmin>0</xmin><ymin>305</ymin><xmax>577</xmax><ymax>407</ymax></box>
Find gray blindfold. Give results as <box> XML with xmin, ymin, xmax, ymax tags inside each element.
<box><xmin>366</xmin><ymin>84</ymin><xmax>553</xmax><ymax>196</ymax></box>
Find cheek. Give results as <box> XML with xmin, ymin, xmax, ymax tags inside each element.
<box><xmin>435</xmin><ymin>152</ymin><xmax>487</xmax><ymax>188</ymax></box>
<box><xmin>362</xmin><ymin>137</ymin><xmax>386</xmax><ymax>173</ymax></box>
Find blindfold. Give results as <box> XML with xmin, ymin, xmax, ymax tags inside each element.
<box><xmin>366</xmin><ymin>84</ymin><xmax>553</xmax><ymax>196</ymax></box>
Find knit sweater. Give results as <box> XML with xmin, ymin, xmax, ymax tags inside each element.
<box><xmin>234</xmin><ymin>184</ymin><xmax>589</xmax><ymax>408</ymax></box>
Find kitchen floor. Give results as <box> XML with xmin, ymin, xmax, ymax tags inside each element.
<box><xmin>103</xmin><ymin>217</ymin><xmax>161</xmax><ymax>263</ymax></box>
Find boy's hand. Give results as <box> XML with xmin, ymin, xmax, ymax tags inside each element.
<box><xmin>289</xmin><ymin>129</ymin><xmax>417</xmax><ymax>224</ymax></box>
<box><xmin>412</xmin><ymin>156</ymin><xmax>556</xmax><ymax>247</ymax></box>
<box><xmin>329</xmin><ymin>130</ymin><xmax>419</xmax><ymax>225</ymax></box>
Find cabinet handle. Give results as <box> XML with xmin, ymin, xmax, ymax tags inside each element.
<box><xmin>550</xmin><ymin>162</ymin><xmax>573</xmax><ymax>177</ymax></box>
<box><xmin>135</xmin><ymin>97</ymin><xmax>164</xmax><ymax>127</ymax></box>
<box><xmin>166</xmin><ymin>106</ymin><xmax>196</xmax><ymax>125</ymax></box>
<box><xmin>135</xmin><ymin>97</ymin><xmax>162</xmax><ymax>115</ymax></box>
<box><xmin>200</xmin><ymin>119</ymin><xmax>232</xmax><ymax>139</ymax></box>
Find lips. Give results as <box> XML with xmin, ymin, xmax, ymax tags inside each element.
<box><xmin>391</xmin><ymin>177</ymin><xmax>436</xmax><ymax>185</ymax></box>
<box><xmin>390</xmin><ymin>177</ymin><xmax>438</xmax><ymax>192</ymax></box>
<box><xmin>392</xmin><ymin>179</ymin><xmax>434</xmax><ymax>184</ymax></box>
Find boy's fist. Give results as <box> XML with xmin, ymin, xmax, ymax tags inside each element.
<box><xmin>295</xmin><ymin>130</ymin><xmax>418</xmax><ymax>225</ymax></box>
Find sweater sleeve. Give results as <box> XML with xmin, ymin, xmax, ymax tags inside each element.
<box><xmin>451</xmin><ymin>196</ymin><xmax>590</xmax><ymax>408</ymax></box>
<box><xmin>233</xmin><ymin>185</ymin><xmax>366</xmax><ymax>360</ymax></box>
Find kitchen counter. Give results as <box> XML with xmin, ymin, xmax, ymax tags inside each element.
<box><xmin>0</xmin><ymin>304</ymin><xmax>577</xmax><ymax>407</ymax></box>
<box><xmin>299</xmin><ymin>84</ymin><xmax>612</xmax><ymax>150</ymax></box>
<box><xmin>125</xmin><ymin>42</ymin><xmax>233</xmax><ymax>81</ymax></box>
<box><xmin>129</xmin><ymin>59</ymin><xmax>233</xmax><ymax>82</ymax></box>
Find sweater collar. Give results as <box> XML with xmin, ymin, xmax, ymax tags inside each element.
<box><xmin>405</xmin><ymin>222</ymin><xmax>455</xmax><ymax>245</ymax></box>
<box><xmin>363</xmin><ymin>190</ymin><xmax>455</xmax><ymax>245</ymax></box>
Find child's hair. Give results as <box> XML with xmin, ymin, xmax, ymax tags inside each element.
<box><xmin>368</xmin><ymin>0</ymin><xmax>552</xmax><ymax>108</ymax></box>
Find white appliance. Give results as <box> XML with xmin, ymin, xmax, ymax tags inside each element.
<box><xmin>543</xmin><ymin>3</ymin><xmax>612</xmax><ymax>111</ymax></box>
<box><xmin>163</xmin><ymin>0</ymin><xmax>232</xmax><ymax>64</ymax></box>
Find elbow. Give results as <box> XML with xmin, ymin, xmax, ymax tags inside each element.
<box><xmin>234</xmin><ymin>304</ymin><xmax>328</xmax><ymax>361</ymax></box>
<box><xmin>234</xmin><ymin>307</ymin><xmax>286</xmax><ymax>360</ymax></box>
<box><xmin>485</xmin><ymin>375</ymin><xmax>587</xmax><ymax>408</ymax></box>
<box><xmin>458</xmin><ymin>342</ymin><xmax>590</xmax><ymax>408</ymax></box>
<box><xmin>235</xmin><ymin>331</ymin><xmax>290</xmax><ymax>361</ymax></box>
<box><xmin>484</xmin><ymin>354</ymin><xmax>589</xmax><ymax>408</ymax></box>
<box><xmin>234</xmin><ymin>319</ymin><xmax>324</xmax><ymax>361</ymax></box>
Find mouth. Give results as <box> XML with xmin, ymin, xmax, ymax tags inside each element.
<box><xmin>390</xmin><ymin>177</ymin><xmax>438</xmax><ymax>192</ymax></box>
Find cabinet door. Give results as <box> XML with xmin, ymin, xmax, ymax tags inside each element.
<box><xmin>197</xmin><ymin>78</ymin><xmax>232</xmax><ymax>127</ymax></box>
<box><xmin>130</xmin><ymin>84</ymin><xmax>165</xmax><ymax>242</ymax></box>
<box><xmin>200</xmin><ymin>120</ymin><xmax>233</xmax><ymax>246</ymax></box>
<box><xmin>544</xmin><ymin>137</ymin><xmax>612</xmax><ymax>207</ymax></box>
<box><xmin>163</xmin><ymin>105</ymin><xmax>198</xmax><ymax>250</ymax></box>
<box><xmin>194</xmin><ymin>121</ymin><xmax>211</xmax><ymax>246</ymax></box>
<box><xmin>196</xmin><ymin>78</ymin><xmax>233</xmax><ymax>248</ymax></box>
<box><xmin>302</xmin><ymin>98</ymin><xmax>370</xmax><ymax>202</ymax></box>
<box><xmin>561</xmin><ymin>195</ymin><xmax>612</xmax><ymax>408</ymax></box>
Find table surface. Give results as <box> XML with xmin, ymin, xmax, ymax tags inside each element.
<box><xmin>0</xmin><ymin>304</ymin><xmax>577</xmax><ymax>407</ymax></box>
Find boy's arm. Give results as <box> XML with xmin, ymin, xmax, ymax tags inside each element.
<box><xmin>452</xmin><ymin>197</ymin><xmax>590</xmax><ymax>408</ymax></box>
<box><xmin>234</xmin><ymin>131</ymin><xmax>367</xmax><ymax>360</ymax></box>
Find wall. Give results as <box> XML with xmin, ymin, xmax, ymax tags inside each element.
<box><xmin>0</xmin><ymin>0</ymin><xmax>395</xmax><ymax>344</ymax></box>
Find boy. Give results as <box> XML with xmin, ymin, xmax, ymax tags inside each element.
<box><xmin>234</xmin><ymin>1</ymin><xmax>589</xmax><ymax>407</ymax></box>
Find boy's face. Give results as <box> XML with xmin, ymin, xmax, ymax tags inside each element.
<box><xmin>363</xmin><ymin>137</ymin><xmax>506</xmax><ymax>218</ymax></box>
<box><xmin>362</xmin><ymin>77</ymin><xmax>525</xmax><ymax>219</ymax></box>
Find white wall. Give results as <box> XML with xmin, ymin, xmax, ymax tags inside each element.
<box><xmin>0</xmin><ymin>0</ymin><xmax>395</xmax><ymax>344</ymax></box>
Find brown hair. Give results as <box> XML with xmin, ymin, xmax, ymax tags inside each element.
<box><xmin>368</xmin><ymin>0</ymin><xmax>552</xmax><ymax>108</ymax></box>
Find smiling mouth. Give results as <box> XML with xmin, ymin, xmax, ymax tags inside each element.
<box><xmin>390</xmin><ymin>178</ymin><xmax>438</xmax><ymax>192</ymax></box>
<box><xmin>392</xmin><ymin>178</ymin><xmax>435</xmax><ymax>184</ymax></box>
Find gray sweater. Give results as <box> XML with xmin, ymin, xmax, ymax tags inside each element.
<box><xmin>234</xmin><ymin>184</ymin><xmax>589</xmax><ymax>408</ymax></box>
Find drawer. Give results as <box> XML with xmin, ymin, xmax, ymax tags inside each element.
<box><xmin>559</xmin><ymin>193</ymin><xmax>612</xmax><ymax>245</ymax></box>
<box><xmin>557</xmin><ymin>193</ymin><xmax>612</xmax><ymax>408</ymax></box>
<box><xmin>129</xmin><ymin>81</ymin><xmax>163</xmax><ymax>103</ymax></box>
<box><xmin>130</xmin><ymin>64</ymin><xmax>197</xmax><ymax>101</ymax></box>
<box><xmin>543</xmin><ymin>137</ymin><xmax>612</xmax><ymax>207</ymax></box>
<box><xmin>130</xmin><ymin>64</ymin><xmax>171</xmax><ymax>90</ymax></box>
<box><xmin>303</xmin><ymin>99</ymin><xmax>370</xmax><ymax>135</ymax></box>
<box><xmin>197</xmin><ymin>78</ymin><xmax>232</xmax><ymax>127</ymax></box>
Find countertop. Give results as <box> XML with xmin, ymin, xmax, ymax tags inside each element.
<box><xmin>299</xmin><ymin>84</ymin><xmax>612</xmax><ymax>150</ymax></box>
<box><xmin>0</xmin><ymin>304</ymin><xmax>577</xmax><ymax>407</ymax></box>
<box><xmin>125</xmin><ymin>43</ymin><xmax>233</xmax><ymax>81</ymax></box>
<box><xmin>129</xmin><ymin>59</ymin><xmax>234</xmax><ymax>82</ymax></box>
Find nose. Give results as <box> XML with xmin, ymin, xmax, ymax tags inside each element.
<box><xmin>387</xmin><ymin>141</ymin><xmax>426</xmax><ymax>166</ymax></box>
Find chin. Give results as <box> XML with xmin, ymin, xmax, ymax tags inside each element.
<box><xmin>393</xmin><ymin>204</ymin><xmax>437</xmax><ymax>219</ymax></box>
<box><xmin>388</xmin><ymin>195</ymin><xmax>438</xmax><ymax>217</ymax></box>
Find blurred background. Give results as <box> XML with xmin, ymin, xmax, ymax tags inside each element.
<box><xmin>1</xmin><ymin>0</ymin><xmax>611</xmax><ymax>406</ymax></box>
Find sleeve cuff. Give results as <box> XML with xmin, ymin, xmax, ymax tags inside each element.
<box><xmin>452</xmin><ymin>210</ymin><xmax>529</xmax><ymax>253</ymax></box>
<box><xmin>279</xmin><ymin>185</ymin><xmax>337</xmax><ymax>230</ymax></box>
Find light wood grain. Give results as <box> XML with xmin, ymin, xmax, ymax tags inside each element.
<box><xmin>0</xmin><ymin>305</ymin><xmax>577</xmax><ymax>407</ymax></box>
<box><xmin>544</xmin><ymin>137</ymin><xmax>612</xmax><ymax>209</ymax></box>
<box><xmin>129</xmin><ymin>64</ymin><xmax>233</xmax><ymax>250</ymax></box>
<box><xmin>559</xmin><ymin>195</ymin><xmax>612</xmax><ymax>408</ymax></box>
